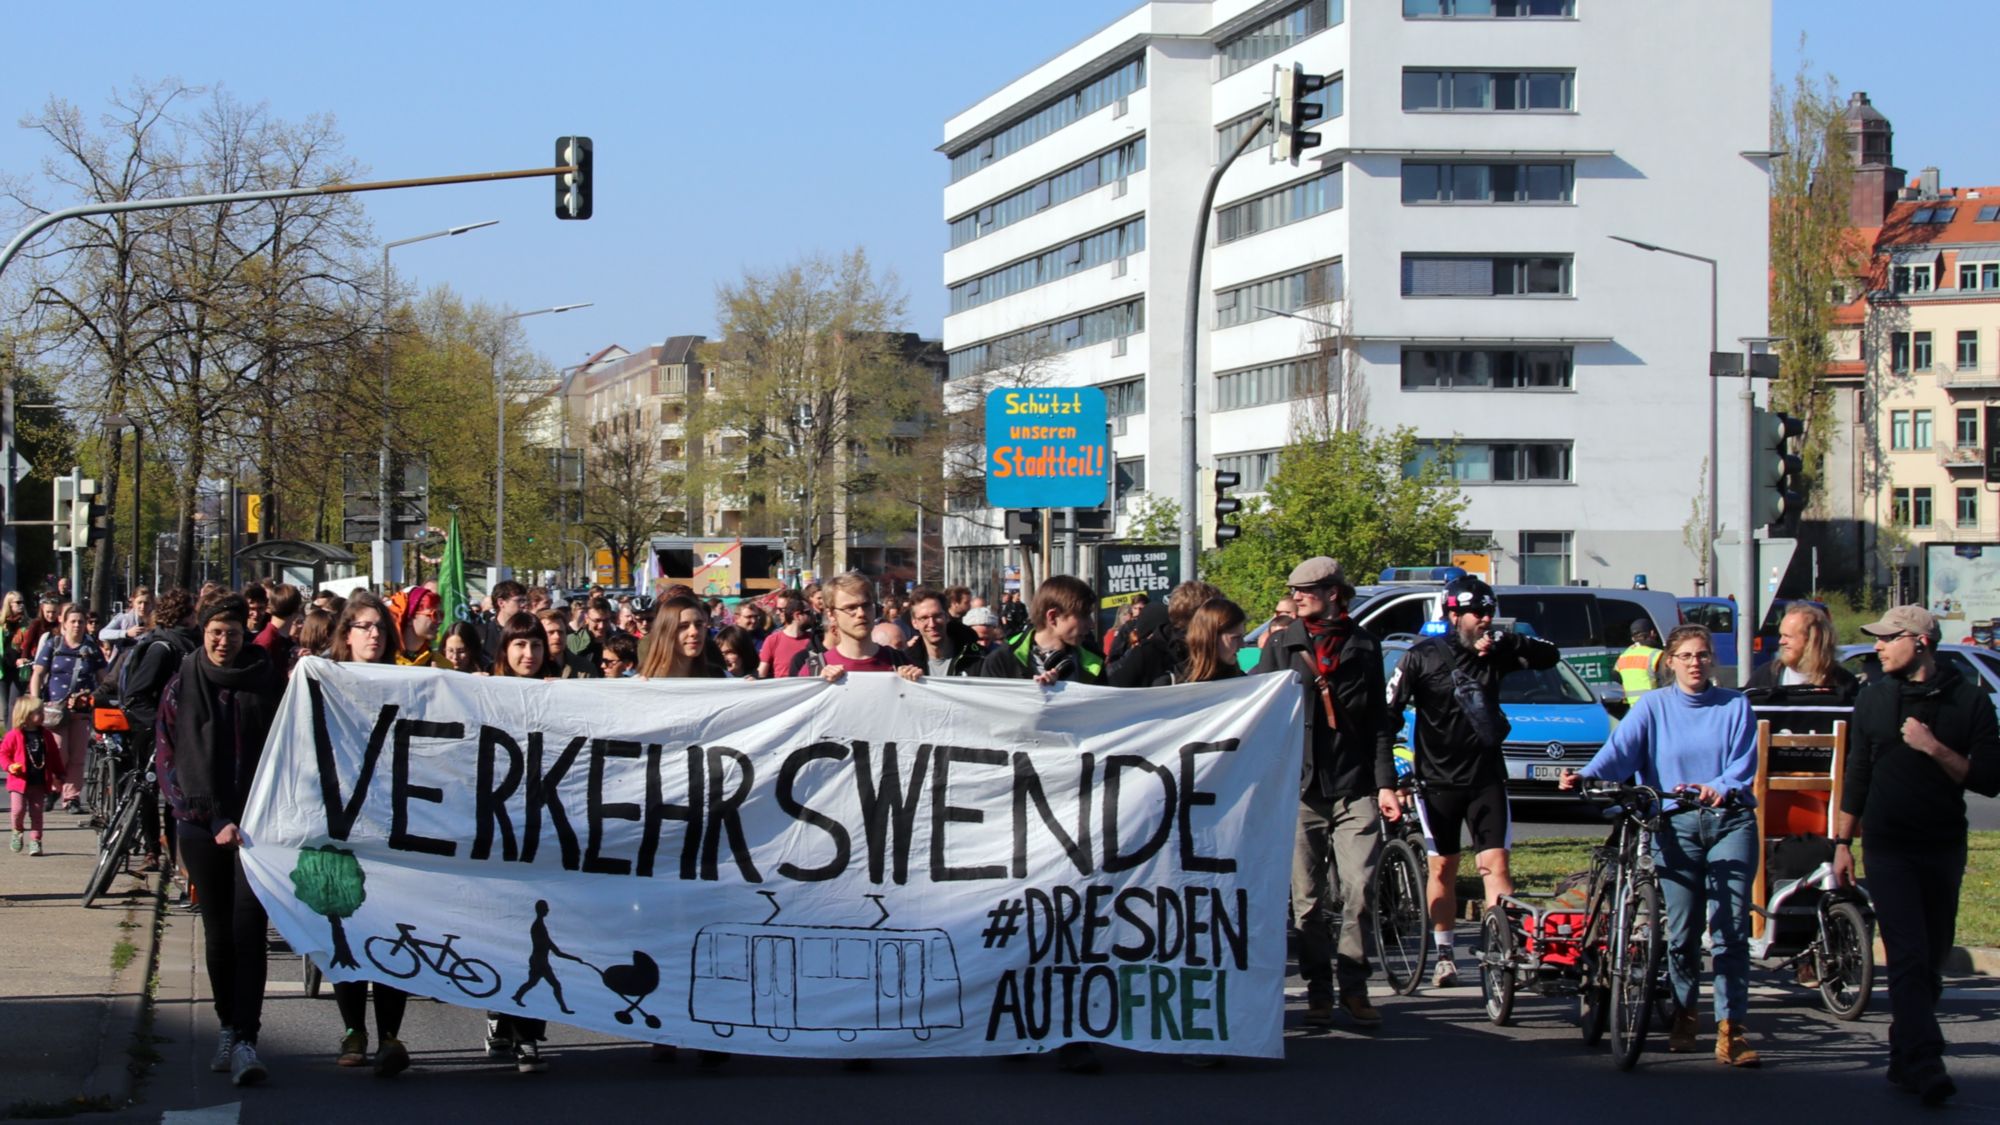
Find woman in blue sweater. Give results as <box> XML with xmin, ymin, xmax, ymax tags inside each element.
<box><xmin>1561</xmin><ymin>623</ymin><xmax>1761</xmax><ymax>1067</ymax></box>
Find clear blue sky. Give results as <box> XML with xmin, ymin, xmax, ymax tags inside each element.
<box><xmin>2</xmin><ymin>0</ymin><xmax>1985</xmax><ymax>372</ymax></box>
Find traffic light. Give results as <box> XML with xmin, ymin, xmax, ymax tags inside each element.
<box><xmin>50</xmin><ymin>476</ymin><xmax>75</xmax><ymax>552</ymax></box>
<box><xmin>1274</xmin><ymin>63</ymin><xmax>1329</xmax><ymax>165</ymax></box>
<box><xmin>72</xmin><ymin>478</ymin><xmax>100</xmax><ymax>550</ymax></box>
<box><xmin>1751</xmin><ymin>407</ymin><xmax>1806</xmax><ymax>529</ymax></box>
<box><xmin>1004</xmin><ymin>509</ymin><xmax>1042</xmax><ymax>548</ymax></box>
<box><xmin>555</xmin><ymin>136</ymin><xmax>593</xmax><ymax>220</ymax></box>
<box><xmin>1213</xmin><ymin>469</ymin><xmax>1242</xmax><ymax>546</ymax></box>
<box><xmin>84</xmin><ymin>500</ymin><xmax>108</xmax><ymax>549</ymax></box>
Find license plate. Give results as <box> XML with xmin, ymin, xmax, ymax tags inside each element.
<box><xmin>1528</xmin><ymin>764</ymin><xmax>1567</xmax><ymax>781</ymax></box>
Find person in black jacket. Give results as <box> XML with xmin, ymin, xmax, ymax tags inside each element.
<box><xmin>906</xmin><ymin>589</ymin><xmax>983</xmax><ymax>678</ymax></box>
<box><xmin>1255</xmin><ymin>557</ymin><xmax>1395</xmax><ymax>1027</ymax></box>
<box><xmin>1743</xmin><ymin>601</ymin><xmax>1860</xmax><ymax>703</ymax></box>
<box><xmin>1834</xmin><ymin>605</ymin><xmax>2000</xmax><ymax>1105</ymax></box>
<box><xmin>1106</xmin><ymin>581</ymin><xmax>1219</xmax><ymax>688</ymax></box>
<box><xmin>1381</xmin><ymin>574</ymin><xmax>1560</xmax><ymax>988</ymax></box>
<box><xmin>120</xmin><ymin>587</ymin><xmax>200</xmax><ymax>875</ymax></box>
<box><xmin>976</xmin><ymin>576</ymin><xmax>1106</xmax><ymax>686</ymax></box>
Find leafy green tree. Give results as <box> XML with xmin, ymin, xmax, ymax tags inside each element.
<box><xmin>289</xmin><ymin>844</ymin><xmax>366</xmax><ymax>969</ymax></box>
<box><xmin>1200</xmin><ymin>427</ymin><xmax>1467</xmax><ymax>614</ymax></box>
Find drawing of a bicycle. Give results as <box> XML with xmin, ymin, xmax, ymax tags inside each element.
<box><xmin>364</xmin><ymin>923</ymin><xmax>503</xmax><ymax>999</ymax></box>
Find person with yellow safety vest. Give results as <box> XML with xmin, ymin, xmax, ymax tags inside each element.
<box><xmin>1616</xmin><ymin>619</ymin><xmax>1665</xmax><ymax>704</ymax></box>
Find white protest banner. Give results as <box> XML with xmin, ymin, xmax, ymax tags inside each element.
<box><xmin>239</xmin><ymin>659</ymin><xmax>1302</xmax><ymax>1059</ymax></box>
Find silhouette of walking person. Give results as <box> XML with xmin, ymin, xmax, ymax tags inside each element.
<box><xmin>512</xmin><ymin>900</ymin><xmax>585</xmax><ymax>1014</ymax></box>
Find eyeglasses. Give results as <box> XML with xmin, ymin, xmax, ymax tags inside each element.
<box><xmin>1288</xmin><ymin>584</ymin><xmax>1330</xmax><ymax>596</ymax></box>
<box><xmin>1873</xmin><ymin>631</ymin><xmax>1918</xmax><ymax>643</ymax></box>
<box><xmin>1669</xmin><ymin>651</ymin><xmax>1715</xmax><ymax>663</ymax></box>
<box><xmin>347</xmin><ymin>620</ymin><xmax>387</xmax><ymax>633</ymax></box>
<box><xmin>600</xmin><ymin>657</ymin><xmax>622</xmax><ymax>667</ymax></box>
<box><xmin>832</xmin><ymin>603</ymin><xmax>872</xmax><ymax>616</ymax></box>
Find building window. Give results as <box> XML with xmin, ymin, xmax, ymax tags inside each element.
<box><xmin>1959</xmin><ymin>330</ymin><xmax>1981</xmax><ymax>371</ymax></box>
<box><xmin>1959</xmin><ymin>487</ymin><xmax>1980</xmax><ymax>529</ymax></box>
<box><xmin>1913</xmin><ymin>331</ymin><xmax>1934</xmax><ymax>370</ymax></box>
<box><xmin>948</xmin><ymin>56</ymin><xmax>1146</xmax><ymax>182</ymax></box>
<box><xmin>1891</xmin><ymin>487</ymin><xmax>1934</xmax><ymax>528</ymax></box>
<box><xmin>948</xmin><ymin>216</ymin><xmax>1146</xmax><ymax>313</ymax></box>
<box><xmin>1410</xmin><ymin>440</ymin><xmax>1573</xmax><ymax>482</ymax></box>
<box><xmin>1914</xmin><ymin>409</ymin><xmax>1934</xmax><ymax>448</ymax></box>
<box><xmin>1891</xmin><ymin>263</ymin><xmax>1934</xmax><ymax>293</ymax></box>
<box><xmin>1113</xmin><ymin>457</ymin><xmax>1146</xmax><ymax>512</ymax></box>
<box><xmin>1890</xmin><ymin>333</ymin><xmax>1910</xmax><ymax>372</ymax></box>
<box><xmin>1401</xmin><ymin>347</ymin><xmax>1572</xmax><ymax>389</ymax></box>
<box><xmin>1217</xmin><ymin>0</ymin><xmax>1343</xmax><ymax>79</ymax></box>
<box><xmin>1216</xmin><ymin>355</ymin><xmax>1334</xmax><ymax>411</ymax></box>
<box><xmin>1405</xmin><ymin>0</ymin><xmax>1574</xmax><ymax>15</ymax></box>
<box><xmin>1216</xmin><ymin>260</ymin><xmax>1344</xmax><ymax>328</ymax></box>
<box><xmin>1402</xmin><ymin>69</ymin><xmax>1574</xmax><ymax>112</ymax></box>
<box><xmin>948</xmin><ymin>138</ymin><xmax>1146</xmax><ymax>249</ymax></box>
<box><xmin>947</xmin><ymin>299</ymin><xmax>1145</xmax><ymax>379</ymax></box>
<box><xmin>1216</xmin><ymin>449</ymin><xmax>1281</xmax><ymax>492</ymax></box>
<box><xmin>1216</xmin><ymin>168</ymin><xmax>1342</xmax><ymax>244</ymax></box>
<box><xmin>1518</xmin><ymin>531</ymin><xmax>1573</xmax><ymax>585</ymax></box>
<box><xmin>1889</xmin><ymin>410</ymin><xmax>1910</xmax><ymax>450</ymax></box>
<box><xmin>1980</xmin><ymin>205</ymin><xmax>2000</xmax><ymax>223</ymax></box>
<box><xmin>1401</xmin><ymin>161</ymin><xmax>1573</xmax><ymax>204</ymax></box>
<box><xmin>1958</xmin><ymin>407</ymin><xmax>1979</xmax><ymax>448</ymax></box>
<box><xmin>1401</xmin><ymin>254</ymin><xmax>1571</xmax><ymax>297</ymax></box>
<box><xmin>1216</xmin><ymin>78</ymin><xmax>1343</xmax><ymax>160</ymax></box>
<box><xmin>1909</xmin><ymin>207</ymin><xmax>1957</xmax><ymax>224</ymax></box>
<box><xmin>1103</xmin><ymin>377</ymin><xmax>1145</xmax><ymax>419</ymax></box>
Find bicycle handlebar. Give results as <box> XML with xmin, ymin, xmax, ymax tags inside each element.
<box><xmin>1578</xmin><ymin>781</ymin><xmax>1727</xmax><ymax>816</ymax></box>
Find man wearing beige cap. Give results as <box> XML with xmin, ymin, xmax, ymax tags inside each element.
<box><xmin>1255</xmin><ymin>556</ymin><xmax>1395</xmax><ymax>1028</ymax></box>
<box><xmin>1836</xmin><ymin>604</ymin><xmax>2000</xmax><ymax>1105</ymax></box>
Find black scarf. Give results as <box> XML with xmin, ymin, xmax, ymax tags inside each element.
<box><xmin>173</xmin><ymin>644</ymin><xmax>281</xmax><ymax>825</ymax></box>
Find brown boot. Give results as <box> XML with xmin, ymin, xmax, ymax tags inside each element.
<box><xmin>1667</xmin><ymin>1009</ymin><xmax>1698</xmax><ymax>1053</ymax></box>
<box><xmin>1715</xmin><ymin>1020</ymin><xmax>1761</xmax><ymax>1068</ymax></box>
<box><xmin>1340</xmin><ymin>992</ymin><xmax>1383</xmax><ymax>1029</ymax></box>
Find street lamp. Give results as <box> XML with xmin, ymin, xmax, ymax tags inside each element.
<box><xmin>103</xmin><ymin>413</ymin><xmax>140</xmax><ymax>597</ymax></box>
<box><xmin>1891</xmin><ymin>544</ymin><xmax>1909</xmax><ymax>606</ymax></box>
<box><xmin>494</xmin><ymin>303</ymin><xmax>591</xmax><ymax>574</ymax></box>
<box><xmin>1610</xmin><ymin>235</ymin><xmax>1720</xmax><ymax>595</ymax></box>
<box><xmin>380</xmin><ymin>220</ymin><xmax>499</xmax><ymax>586</ymax></box>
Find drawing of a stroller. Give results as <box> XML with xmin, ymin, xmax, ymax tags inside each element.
<box><xmin>580</xmin><ymin>950</ymin><xmax>663</xmax><ymax>1029</ymax></box>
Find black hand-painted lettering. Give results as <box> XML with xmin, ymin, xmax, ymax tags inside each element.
<box><xmin>931</xmin><ymin>745</ymin><xmax>1007</xmax><ymax>882</ymax></box>
<box><xmin>389</xmin><ymin>719</ymin><xmax>461</xmax><ymax>856</ymax></box>
<box><xmin>776</xmin><ymin>742</ymin><xmax>852</xmax><ymax>882</ymax></box>
<box><xmin>584</xmin><ymin>738</ymin><xmax>642</xmax><ymax>875</ymax></box>
<box><xmin>1177</xmin><ymin>739</ymin><xmax>1237</xmax><ymax>874</ymax></box>
<box><xmin>307</xmin><ymin>679</ymin><xmax>393</xmax><ymax>841</ymax></box>
<box><xmin>1101</xmin><ymin>754</ymin><xmax>1177</xmax><ymax>873</ymax></box>
<box><xmin>637</xmin><ymin>744</ymin><xmax>702</xmax><ymax>880</ymax></box>
<box><xmin>852</xmin><ymin>741</ymin><xmax>931</xmax><ymax>885</ymax></box>
<box><xmin>1011</xmin><ymin>751</ymin><xmax>1094</xmax><ymax>878</ymax></box>
<box><xmin>700</xmin><ymin>746</ymin><xmax>760</xmax><ymax>883</ymax></box>
<box><xmin>522</xmin><ymin>733</ymin><xmax>585</xmax><ymax>869</ymax></box>
<box><xmin>473</xmin><ymin>726</ymin><xmax>524</xmax><ymax>861</ymax></box>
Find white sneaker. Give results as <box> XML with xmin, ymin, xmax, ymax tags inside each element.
<box><xmin>209</xmin><ymin>1028</ymin><xmax>236</xmax><ymax>1073</ymax></box>
<box><xmin>1432</xmin><ymin>958</ymin><xmax>1460</xmax><ymax>989</ymax></box>
<box><xmin>229</xmin><ymin>1040</ymin><xmax>267</xmax><ymax>1087</ymax></box>
<box><xmin>485</xmin><ymin>1017</ymin><xmax>512</xmax><ymax>1060</ymax></box>
<box><xmin>513</xmin><ymin>1039</ymin><xmax>548</xmax><ymax>1074</ymax></box>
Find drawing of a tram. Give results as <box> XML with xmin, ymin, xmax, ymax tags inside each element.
<box><xmin>688</xmin><ymin>923</ymin><xmax>964</xmax><ymax>1041</ymax></box>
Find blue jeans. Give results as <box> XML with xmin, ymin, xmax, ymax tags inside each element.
<box><xmin>1654</xmin><ymin>806</ymin><xmax>1756</xmax><ymax>1023</ymax></box>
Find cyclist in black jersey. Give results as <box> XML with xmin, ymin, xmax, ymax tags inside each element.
<box><xmin>1379</xmin><ymin>576</ymin><xmax>1560</xmax><ymax>987</ymax></box>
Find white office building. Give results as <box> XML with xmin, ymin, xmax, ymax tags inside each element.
<box><xmin>940</xmin><ymin>0</ymin><xmax>1770</xmax><ymax>595</ymax></box>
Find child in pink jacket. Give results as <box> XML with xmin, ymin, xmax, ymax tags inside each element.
<box><xmin>2</xmin><ymin>695</ymin><xmax>65</xmax><ymax>856</ymax></box>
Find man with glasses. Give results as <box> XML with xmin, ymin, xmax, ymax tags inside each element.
<box><xmin>793</xmin><ymin>573</ymin><xmax>919</xmax><ymax>681</ymax></box>
<box><xmin>1836</xmin><ymin>605</ymin><xmax>2000</xmax><ymax>1104</ymax></box>
<box><xmin>561</xmin><ymin>596</ymin><xmax>617</xmax><ymax>679</ymax></box>
<box><xmin>1382</xmin><ymin>574</ymin><xmax>1559</xmax><ymax>988</ymax></box>
<box><xmin>1255</xmin><ymin>558</ymin><xmax>1394</xmax><ymax>1027</ymax></box>
<box><xmin>599</xmin><ymin>634</ymin><xmax>639</xmax><ymax>678</ymax></box>
<box><xmin>906</xmin><ymin>588</ymin><xmax>982</xmax><ymax>678</ymax></box>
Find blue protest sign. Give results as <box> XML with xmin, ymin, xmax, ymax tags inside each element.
<box><xmin>983</xmin><ymin>388</ymin><xmax>1109</xmax><ymax>509</ymax></box>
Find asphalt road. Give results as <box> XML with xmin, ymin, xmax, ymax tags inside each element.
<box><xmin>133</xmin><ymin>906</ymin><xmax>2000</xmax><ymax>1125</ymax></box>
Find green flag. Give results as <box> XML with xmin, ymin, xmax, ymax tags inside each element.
<box><xmin>438</xmin><ymin>514</ymin><xmax>468</xmax><ymax>633</ymax></box>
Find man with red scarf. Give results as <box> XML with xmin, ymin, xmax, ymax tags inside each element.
<box><xmin>1255</xmin><ymin>557</ymin><xmax>1396</xmax><ymax>1029</ymax></box>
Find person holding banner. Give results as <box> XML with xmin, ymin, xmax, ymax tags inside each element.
<box><xmin>154</xmin><ymin>595</ymin><xmax>285</xmax><ymax>1087</ymax></box>
<box><xmin>318</xmin><ymin>592</ymin><xmax>422</xmax><ymax>1077</ymax></box>
<box><xmin>794</xmin><ymin>574</ymin><xmax>918</xmax><ymax>681</ymax></box>
<box><xmin>907</xmin><ymin>588</ymin><xmax>983</xmax><ymax>678</ymax></box>
<box><xmin>976</xmin><ymin>576</ymin><xmax>1104</xmax><ymax>686</ymax></box>
<box><xmin>1256</xmin><ymin>558</ymin><xmax>1396</xmax><ymax>1028</ymax></box>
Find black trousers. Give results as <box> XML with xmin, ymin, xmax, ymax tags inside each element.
<box><xmin>1865</xmin><ymin>840</ymin><xmax>1966</xmax><ymax>1068</ymax></box>
<box><xmin>179</xmin><ymin>824</ymin><xmax>268</xmax><ymax>1042</ymax></box>
<box><xmin>334</xmin><ymin>981</ymin><xmax>409</xmax><ymax>1042</ymax></box>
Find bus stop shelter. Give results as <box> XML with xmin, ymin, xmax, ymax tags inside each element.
<box><xmin>232</xmin><ymin>539</ymin><xmax>359</xmax><ymax>591</ymax></box>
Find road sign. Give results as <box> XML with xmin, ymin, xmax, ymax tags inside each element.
<box><xmin>10</xmin><ymin>454</ymin><xmax>29</xmax><ymax>484</ymax></box>
<box><xmin>983</xmin><ymin>388</ymin><xmax>1109</xmax><ymax>509</ymax></box>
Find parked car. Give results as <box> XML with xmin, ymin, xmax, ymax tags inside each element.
<box><xmin>1379</xmin><ymin>636</ymin><xmax>1617</xmax><ymax>797</ymax></box>
<box><xmin>1838</xmin><ymin>642</ymin><xmax>2000</xmax><ymax>711</ymax></box>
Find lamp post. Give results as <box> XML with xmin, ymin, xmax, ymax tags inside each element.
<box><xmin>1610</xmin><ymin>235</ymin><xmax>1719</xmax><ymax>595</ymax></box>
<box><xmin>494</xmin><ymin>303</ymin><xmax>590</xmax><ymax>574</ymax></box>
<box><xmin>1891</xmin><ymin>543</ymin><xmax>1909</xmax><ymax>606</ymax></box>
<box><xmin>103</xmin><ymin>414</ymin><xmax>140</xmax><ymax>597</ymax></box>
<box><xmin>380</xmin><ymin>221</ymin><xmax>498</xmax><ymax>586</ymax></box>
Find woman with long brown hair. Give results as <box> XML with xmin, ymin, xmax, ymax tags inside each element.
<box><xmin>482</xmin><ymin>610</ymin><xmax>556</xmax><ymax>1071</ymax></box>
<box><xmin>1172</xmin><ymin>597</ymin><xmax>1248</xmax><ymax>685</ymax></box>
<box><xmin>636</xmin><ymin>595</ymin><xmax>721</xmax><ymax>680</ymax></box>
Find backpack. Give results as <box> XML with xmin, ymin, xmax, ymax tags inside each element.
<box><xmin>119</xmin><ymin>631</ymin><xmax>194</xmax><ymax>730</ymax></box>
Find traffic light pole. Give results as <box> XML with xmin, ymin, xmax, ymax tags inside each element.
<box><xmin>1737</xmin><ymin>351</ymin><xmax>1756</xmax><ymax>688</ymax></box>
<box><xmin>1181</xmin><ymin>116</ymin><xmax>1271</xmax><ymax>579</ymax></box>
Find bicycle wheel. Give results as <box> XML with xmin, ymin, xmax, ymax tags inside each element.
<box><xmin>1608</xmin><ymin>879</ymin><xmax>1662</xmax><ymax>1071</ymax></box>
<box><xmin>449</xmin><ymin>955</ymin><xmax>502</xmax><ymax>999</ymax></box>
<box><xmin>365</xmin><ymin>935</ymin><xmax>422</xmax><ymax>980</ymax></box>
<box><xmin>82</xmin><ymin>785</ymin><xmax>143</xmax><ymax>908</ymax></box>
<box><xmin>1818</xmin><ymin>901</ymin><xmax>1873</xmax><ymax>1021</ymax></box>
<box><xmin>1478</xmin><ymin>909</ymin><xmax>1516</xmax><ymax>1026</ymax></box>
<box><xmin>1374</xmin><ymin>837</ymin><xmax>1429</xmax><ymax>996</ymax></box>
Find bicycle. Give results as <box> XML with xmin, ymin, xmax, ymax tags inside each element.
<box><xmin>364</xmin><ymin>923</ymin><xmax>502</xmax><ymax>998</ymax></box>
<box><xmin>1373</xmin><ymin>791</ymin><xmax>1430</xmax><ymax>996</ymax></box>
<box><xmin>81</xmin><ymin>714</ymin><xmax>150</xmax><ymax>908</ymax></box>
<box><xmin>78</xmin><ymin>703</ymin><xmax>121</xmax><ymax>828</ymax></box>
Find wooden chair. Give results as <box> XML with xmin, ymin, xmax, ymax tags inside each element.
<box><xmin>1750</xmin><ymin>719</ymin><xmax>1846</xmax><ymax>938</ymax></box>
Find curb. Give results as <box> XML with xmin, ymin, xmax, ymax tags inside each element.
<box><xmin>80</xmin><ymin>869</ymin><xmax>167</xmax><ymax>1106</ymax></box>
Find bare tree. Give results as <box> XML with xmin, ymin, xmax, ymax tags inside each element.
<box><xmin>580</xmin><ymin>423</ymin><xmax>685</xmax><ymax>579</ymax></box>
